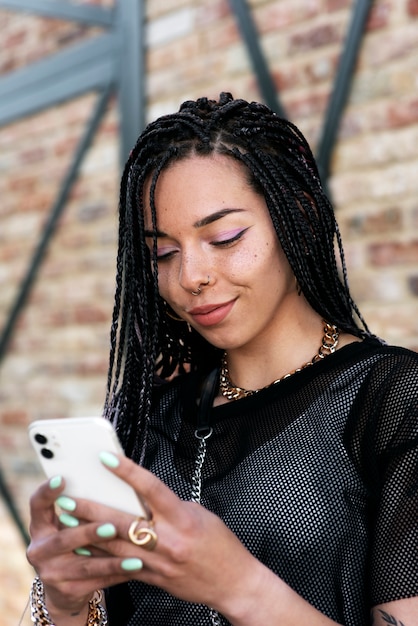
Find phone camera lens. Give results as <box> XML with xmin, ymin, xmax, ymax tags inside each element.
<box><xmin>41</xmin><ymin>448</ymin><xmax>54</xmax><ymax>459</ymax></box>
<box><xmin>34</xmin><ymin>433</ymin><xmax>48</xmax><ymax>444</ymax></box>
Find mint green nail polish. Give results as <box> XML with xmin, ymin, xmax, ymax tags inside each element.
<box><xmin>74</xmin><ymin>547</ymin><xmax>92</xmax><ymax>556</ymax></box>
<box><xmin>99</xmin><ymin>451</ymin><xmax>120</xmax><ymax>468</ymax></box>
<box><xmin>49</xmin><ymin>476</ymin><xmax>62</xmax><ymax>489</ymax></box>
<box><xmin>121</xmin><ymin>558</ymin><xmax>143</xmax><ymax>572</ymax></box>
<box><xmin>96</xmin><ymin>523</ymin><xmax>116</xmax><ymax>538</ymax></box>
<box><xmin>56</xmin><ymin>496</ymin><xmax>76</xmax><ymax>512</ymax></box>
<box><xmin>59</xmin><ymin>513</ymin><xmax>79</xmax><ymax>528</ymax></box>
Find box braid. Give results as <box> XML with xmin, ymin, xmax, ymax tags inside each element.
<box><xmin>103</xmin><ymin>92</ymin><xmax>372</xmax><ymax>458</ymax></box>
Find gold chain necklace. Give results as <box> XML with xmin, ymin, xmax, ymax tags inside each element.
<box><xmin>220</xmin><ymin>320</ymin><xmax>339</xmax><ymax>401</ymax></box>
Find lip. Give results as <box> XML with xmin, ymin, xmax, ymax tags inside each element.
<box><xmin>187</xmin><ymin>299</ymin><xmax>236</xmax><ymax>327</ymax></box>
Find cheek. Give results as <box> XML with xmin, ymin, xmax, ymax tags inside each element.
<box><xmin>155</xmin><ymin>267</ymin><xmax>172</xmax><ymax>300</ymax></box>
<box><xmin>231</xmin><ymin>236</ymin><xmax>268</xmax><ymax>266</ymax></box>
<box><xmin>254</xmin><ymin>240</ymin><xmax>293</xmax><ymax>285</ymax></box>
<box><xmin>157</xmin><ymin>268</ymin><xmax>188</xmax><ymax>309</ymax></box>
<box><xmin>232</xmin><ymin>239</ymin><xmax>279</xmax><ymax>275</ymax></box>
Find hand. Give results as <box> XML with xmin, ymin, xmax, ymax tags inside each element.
<box><xmin>72</xmin><ymin>453</ymin><xmax>263</xmax><ymax>616</ymax></box>
<box><xmin>26</xmin><ymin>476</ymin><xmax>139</xmax><ymax>621</ymax></box>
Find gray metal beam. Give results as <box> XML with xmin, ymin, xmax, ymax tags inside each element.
<box><xmin>227</xmin><ymin>0</ymin><xmax>286</xmax><ymax>118</ymax></box>
<box><xmin>0</xmin><ymin>85</ymin><xmax>113</xmax><ymax>367</ymax></box>
<box><xmin>0</xmin><ymin>34</ymin><xmax>118</xmax><ymax>127</ymax></box>
<box><xmin>316</xmin><ymin>0</ymin><xmax>374</xmax><ymax>183</ymax></box>
<box><xmin>116</xmin><ymin>0</ymin><xmax>145</xmax><ymax>164</ymax></box>
<box><xmin>0</xmin><ymin>0</ymin><xmax>113</xmax><ymax>27</ymax></box>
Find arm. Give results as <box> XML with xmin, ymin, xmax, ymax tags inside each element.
<box><xmin>372</xmin><ymin>598</ymin><xmax>418</xmax><ymax>626</ymax></box>
<box><xmin>360</xmin><ymin>356</ymin><xmax>418</xmax><ymax>626</ymax></box>
<box><xmin>92</xmin><ymin>455</ymin><xmax>418</xmax><ymax>625</ymax></box>
<box><xmin>29</xmin><ymin>577</ymin><xmax>93</xmax><ymax>626</ymax></box>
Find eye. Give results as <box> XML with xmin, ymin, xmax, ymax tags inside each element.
<box><xmin>211</xmin><ymin>227</ymin><xmax>250</xmax><ymax>247</ymax></box>
<box><xmin>156</xmin><ymin>245</ymin><xmax>179</xmax><ymax>261</ymax></box>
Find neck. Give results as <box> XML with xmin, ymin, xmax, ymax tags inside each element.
<box><xmin>220</xmin><ymin>320</ymin><xmax>339</xmax><ymax>401</ymax></box>
<box><xmin>224</xmin><ymin>309</ymin><xmax>325</xmax><ymax>391</ymax></box>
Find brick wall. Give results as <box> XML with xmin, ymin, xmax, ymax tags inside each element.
<box><xmin>1</xmin><ymin>0</ymin><xmax>418</xmax><ymax>622</ymax></box>
<box><xmin>0</xmin><ymin>3</ymin><xmax>119</xmax><ymax>622</ymax></box>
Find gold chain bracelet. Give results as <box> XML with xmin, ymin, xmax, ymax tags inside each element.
<box><xmin>30</xmin><ymin>577</ymin><xmax>108</xmax><ymax>626</ymax></box>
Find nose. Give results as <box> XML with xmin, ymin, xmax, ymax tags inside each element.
<box><xmin>178</xmin><ymin>249</ymin><xmax>211</xmax><ymax>295</ymax></box>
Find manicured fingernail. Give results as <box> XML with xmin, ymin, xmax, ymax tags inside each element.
<box><xmin>96</xmin><ymin>523</ymin><xmax>116</xmax><ymax>538</ymax></box>
<box><xmin>49</xmin><ymin>476</ymin><xmax>62</xmax><ymax>489</ymax></box>
<box><xmin>99</xmin><ymin>451</ymin><xmax>120</xmax><ymax>468</ymax></box>
<box><xmin>59</xmin><ymin>513</ymin><xmax>79</xmax><ymax>528</ymax></box>
<box><xmin>56</xmin><ymin>496</ymin><xmax>76</xmax><ymax>512</ymax></box>
<box><xmin>121</xmin><ymin>558</ymin><xmax>143</xmax><ymax>571</ymax></box>
<box><xmin>74</xmin><ymin>547</ymin><xmax>92</xmax><ymax>556</ymax></box>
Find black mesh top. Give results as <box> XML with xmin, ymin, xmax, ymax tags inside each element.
<box><xmin>106</xmin><ymin>338</ymin><xmax>418</xmax><ymax>626</ymax></box>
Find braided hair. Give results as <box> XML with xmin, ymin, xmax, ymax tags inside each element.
<box><xmin>104</xmin><ymin>92</ymin><xmax>371</xmax><ymax>457</ymax></box>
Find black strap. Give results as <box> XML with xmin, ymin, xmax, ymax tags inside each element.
<box><xmin>196</xmin><ymin>368</ymin><xmax>219</xmax><ymax>437</ymax></box>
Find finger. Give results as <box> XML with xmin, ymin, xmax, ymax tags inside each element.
<box><xmin>53</xmin><ymin>496</ymin><xmax>154</xmax><ymax>558</ymax></box>
<box><xmin>41</xmin><ymin>555</ymin><xmax>142</xmax><ymax>599</ymax></box>
<box><xmin>55</xmin><ymin>537</ymin><xmax>147</xmax><ymax>587</ymax></box>
<box><xmin>55</xmin><ymin>504</ymin><xmax>156</xmax><ymax>561</ymax></box>
<box><xmin>28</xmin><ymin>477</ymin><xmax>66</xmax><ymax>536</ymax></box>
<box><xmin>56</xmin><ymin>494</ymin><xmax>134</xmax><ymax>528</ymax></box>
<box><xmin>99</xmin><ymin>453</ymin><xmax>182</xmax><ymax>518</ymax></box>
<box><xmin>28</xmin><ymin>517</ymin><xmax>121</xmax><ymax>568</ymax></box>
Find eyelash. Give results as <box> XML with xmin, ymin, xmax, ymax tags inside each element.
<box><xmin>156</xmin><ymin>227</ymin><xmax>249</xmax><ymax>261</ymax></box>
<box><xmin>212</xmin><ymin>227</ymin><xmax>249</xmax><ymax>248</ymax></box>
<box><xmin>156</xmin><ymin>250</ymin><xmax>176</xmax><ymax>261</ymax></box>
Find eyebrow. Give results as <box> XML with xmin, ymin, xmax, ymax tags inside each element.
<box><xmin>144</xmin><ymin>208</ymin><xmax>245</xmax><ymax>238</ymax></box>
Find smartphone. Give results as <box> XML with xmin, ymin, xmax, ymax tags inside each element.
<box><xmin>28</xmin><ymin>416</ymin><xmax>147</xmax><ymax>517</ymax></box>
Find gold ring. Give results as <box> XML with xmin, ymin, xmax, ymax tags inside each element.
<box><xmin>128</xmin><ymin>517</ymin><xmax>158</xmax><ymax>550</ymax></box>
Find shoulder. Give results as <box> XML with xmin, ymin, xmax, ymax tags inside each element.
<box><xmin>336</xmin><ymin>338</ymin><xmax>418</xmax><ymax>383</ymax></box>
<box><xmin>368</xmin><ymin>339</ymin><xmax>418</xmax><ymax>366</ymax></box>
<box><xmin>347</xmin><ymin>336</ymin><xmax>418</xmax><ymax>361</ymax></box>
<box><xmin>344</xmin><ymin>340</ymin><xmax>418</xmax><ymax>458</ymax></box>
<box><xmin>356</xmin><ymin>340</ymin><xmax>418</xmax><ymax>394</ymax></box>
<box><xmin>349</xmin><ymin>338</ymin><xmax>418</xmax><ymax>405</ymax></box>
<box><xmin>315</xmin><ymin>338</ymin><xmax>418</xmax><ymax>407</ymax></box>
<box><xmin>324</xmin><ymin>339</ymin><xmax>418</xmax><ymax>462</ymax></box>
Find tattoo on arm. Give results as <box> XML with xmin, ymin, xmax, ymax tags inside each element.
<box><xmin>373</xmin><ymin>609</ymin><xmax>406</xmax><ymax>626</ymax></box>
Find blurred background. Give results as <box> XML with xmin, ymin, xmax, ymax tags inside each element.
<box><xmin>1</xmin><ymin>0</ymin><xmax>417</xmax><ymax>623</ymax></box>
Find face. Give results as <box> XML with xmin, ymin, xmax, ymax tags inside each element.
<box><xmin>144</xmin><ymin>153</ymin><xmax>297</xmax><ymax>352</ymax></box>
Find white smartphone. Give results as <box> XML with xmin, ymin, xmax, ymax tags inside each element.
<box><xmin>28</xmin><ymin>416</ymin><xmax>147</xmax><ymax>517</ymax></box>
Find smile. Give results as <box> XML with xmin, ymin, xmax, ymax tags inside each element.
<box><xmin>187</xmin><ymin>299</ymin><xmax>236</xmax><ymax>327</ymax></box>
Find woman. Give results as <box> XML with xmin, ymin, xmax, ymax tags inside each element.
<box><xmin>27</xmin><ymin>93</ymin><xmax>418</xmax><ymax>625</ymax></box>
